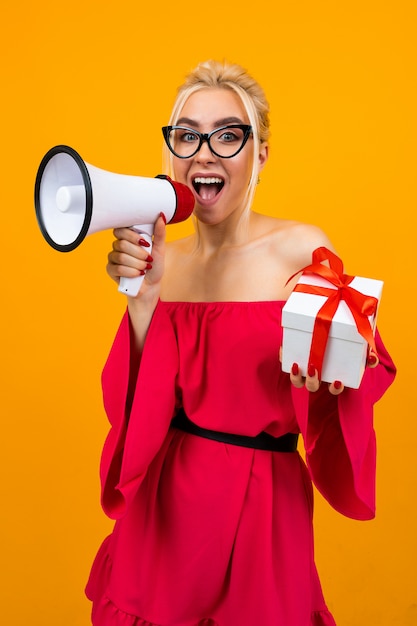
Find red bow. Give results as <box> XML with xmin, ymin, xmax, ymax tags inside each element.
<box><xmin>286</xmin><ymin>247</ymin><xmax>379</xmax><ymax>379</ymax></box>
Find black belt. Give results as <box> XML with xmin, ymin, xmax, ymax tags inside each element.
<box><xmin>171</xmin><ymin>409</ymin><xmax>298</xmax><ymax>452</ymax></box>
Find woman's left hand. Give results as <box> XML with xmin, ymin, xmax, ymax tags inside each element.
<box><xmin>282</xmin><ymin>348</ymin><xmax>379</xmax><ymax>396</ymax></box>
<box><xmin>289</xmin><ymin>362</ymin><xmax>344</xmax><ymax>395</ymax></box>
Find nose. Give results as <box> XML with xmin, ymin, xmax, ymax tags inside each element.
<box><xmin>196</xmin><ymin>138</ymin><xmax>215</xmax><ymax>162</ymax></box>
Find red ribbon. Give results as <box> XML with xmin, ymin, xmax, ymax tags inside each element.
<box><xmin>286</xmin><ymin>247</ymin><xmax>379</xmax><ymax>379</ymax></box>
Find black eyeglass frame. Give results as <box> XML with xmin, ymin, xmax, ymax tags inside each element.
<box><xmin>162</xmin><ymin>124</ymin><xmax>253</xmax><ymax>159</ymax></box>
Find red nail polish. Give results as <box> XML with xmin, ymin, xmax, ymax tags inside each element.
<box><xmin>139</xmin><ymin>270</ymin><xmax>146</xmax><ymax>276</ymax></box>
<box><xmin>145</xmin><ymin>255</ymin><xmax>153</xmax><ymax>262</ymax></box>
<box><xmin>308</xmin><ymin>364</ymin><xmax>316</xmax><ymax>377</ymax></box>
<box><xmin>367</xmin><ymin>354</ymin><xmax>377</xmax><ymax>366</ymax></box>
<box><xmin>138</xmin><ymin>238</ymin><xmax>151</xmax><ymax>247</ymax></box>
<box><xmin>334</xmin><ymin>380</ymin><xmax>342</xmax><ymax>390</ymax></box>
<box><xmin>291</xmin><ymin>363</ymin><xmax>299</xmax><ymax>376</ymax></box>
<box><xmin>145</xmin><ymin>263</ymin><xmax>152</xmax><ymax>270</ymax></box>
<box><xmin>160</xmin><ymin>212</ymin><xmax>167</xmax><ymax>224</ymax></box>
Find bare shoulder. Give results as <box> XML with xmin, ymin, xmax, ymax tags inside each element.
<box><xmin>253</xmin><ymin>213</ymin><xmax>335</xmax><ymax>266</ymax></box>
<box><xmin>249</xmin><ymin>212</ymin><xmax>336</xmax><ymax>297</ymax></box>
<box><xmin>276</xmin><ymin>220</ymin><xmax>334</xmax><ymax>263</ymax></box>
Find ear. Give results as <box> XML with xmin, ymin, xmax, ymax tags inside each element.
<box><xmin>258</xmin><ymin>143</ymin><xmax>269</xmax><ymax>172</ymax></box>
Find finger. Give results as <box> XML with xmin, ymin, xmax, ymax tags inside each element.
<box><xmin>152</xmin><ymin>213</ymin><xmax>167</xmax><ymax>249</ymax></box>
<box><xmin>305</xmin><ymin>364</ymin><xmax>320</xmax><ymax>393</ymax></box>
<box><xmin>366</xmin><ymin>351</ymin><xmax>379</xmax><ymax>368</ymax></box>
<box><xmin>109</xmin><ymin>248</ymin><xmax>151</xmax><ymax>274</ymax></box>
<box><xmin>113</xmin><ymin>227</ymin><xmax>144</xmax><ymax>244</ymax></box>
<box><xmin>106</xmin><ymin>256</ymin><xmax>143</xmax><ymax>281</ymax></box>
<box><xmin>289</xmin><ymin>363</ymin><xmax>305</xmax><ymax>388</ymax></box>
<box><xmin>113</xmin><ymin>235</ymin><xmax>153</xmax><ymax>262</ymax></box>
<box><xmin>329</xmin><ymin>380</ymin><xmax>344</xmax><ymax>395</ymax></box>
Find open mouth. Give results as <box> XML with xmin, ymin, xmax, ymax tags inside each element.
<box><xmin>192</xmin><ymin>176</ymin><xmax>225</xmax><ymax>201</ymax></box>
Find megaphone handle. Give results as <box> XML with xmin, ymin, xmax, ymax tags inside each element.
<box><xmin>118</xmin><ymin>224</ymin><xmax>154</xmax><ymax>297</ymax></box>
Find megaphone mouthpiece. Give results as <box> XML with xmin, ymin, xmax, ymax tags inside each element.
<box><xmin>161</xmin><ymin>176</ymin><xmax>195</xmax><ymax>223</ymax></box>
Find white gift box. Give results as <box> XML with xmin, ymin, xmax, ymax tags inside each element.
<box><xmin>281</xmin><ymin>273</ymin><xmax>383</xmax><ymax>389</ymax></box>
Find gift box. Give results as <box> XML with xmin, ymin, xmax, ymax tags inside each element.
<box><xmin>281</xmin><ymin>248</ymin><xmax>383</xmax><ymax>389</ymax></box>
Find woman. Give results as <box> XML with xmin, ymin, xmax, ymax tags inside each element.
<box><xmin>85</xmin><ymin>60</ymin><xmax>396</xmax><ymax>625</ymax></box>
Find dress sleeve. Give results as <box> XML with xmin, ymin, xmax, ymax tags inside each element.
<box><xmin>291</xmin><ymin>330</ymin><xmax>396</xmax><ymax>520</ymax></box>
<box><xmin>99</xmin><ymin>302</ymin><xmax>179</xmax><ymax>520</ymax></box>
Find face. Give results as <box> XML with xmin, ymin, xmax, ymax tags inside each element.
<box><xmin>171</xmin><ymin>88</ymin><xmax>268</xmax><ymax>226</ymax></box>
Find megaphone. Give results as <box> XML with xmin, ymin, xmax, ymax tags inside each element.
<box><xmin>34</xmin><ymin>145</ymin><xmax>195</xmax><ymax>296</ymax></box>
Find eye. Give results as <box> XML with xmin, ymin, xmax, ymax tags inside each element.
<box><xmin>179</xmin><ymin>130</ymin><xmax>199</xmax><ymax>143</ymax></box>
<box><xmin>220</xmin><ymin>131</ymin><xmax>238</xmax><ymax>142</ymax></box>
<box><xmin>216</xmin><ymin>128</ymin><xmax>244</xmax><ymax>144</ymax></box>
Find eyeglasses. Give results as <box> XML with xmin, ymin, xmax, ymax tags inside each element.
<box><xmin>162</xmin><ymin>124</ymin><xmax>253</xmax><ymax>159</ymax></box>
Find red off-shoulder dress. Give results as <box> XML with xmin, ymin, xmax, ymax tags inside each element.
<box><xmin>86</xmin><ymin>300</ymin><xmax>396</xmax><ymax>626</ymax></box>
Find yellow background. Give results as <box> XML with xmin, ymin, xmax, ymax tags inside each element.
<box><xmin>1</xmin><ymin>1</ymin><xmax>415</xmax><ymax>624</ymax></box>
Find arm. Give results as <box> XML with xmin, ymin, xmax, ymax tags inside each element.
<box><xmin>291</xmin><ymin>330</ymin><xmax>396</xmax><ymax>519</ymax></box>
<box><xmin>107</xmin><ymin>214</ymin><xmax>167</xmax><ymax>355</ymax></box>
<box><xmin>100</xmin><ymin>302</ymin><xmax>180</xmax><ymax>519</ymax></box>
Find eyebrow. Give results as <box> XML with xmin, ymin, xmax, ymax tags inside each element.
<box><xmin>175</xmin><ymin>116</ymin><xmax>246</xmax><ymax>127</ymax></box>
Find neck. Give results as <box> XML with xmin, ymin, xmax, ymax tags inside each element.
<box><xmin>193</xmin><ymin>209</ymin><xmax>251</xmax><ymax>255</ymax></box>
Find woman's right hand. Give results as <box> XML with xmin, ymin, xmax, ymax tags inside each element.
<box><xmin>106</xmin><ymin>213</ymin><xmax>167</xmax><ymax>299</ymax></box>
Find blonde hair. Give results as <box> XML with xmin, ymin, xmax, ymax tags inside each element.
<box><xmin>163</xmin><ymin>60</ymin><xmax>270</xmax><ymax>218</ymax></box>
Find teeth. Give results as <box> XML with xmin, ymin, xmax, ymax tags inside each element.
<box><xmin>193</xmin><ymin>177</ymin><xmax>223</xmax><ymax>184</ymax></box>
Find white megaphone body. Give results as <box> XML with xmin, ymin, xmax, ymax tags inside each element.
<box><xmin>34</xmin><ymin>145</ymin><xmax>195</xmax><ymax>296</ymax></box>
